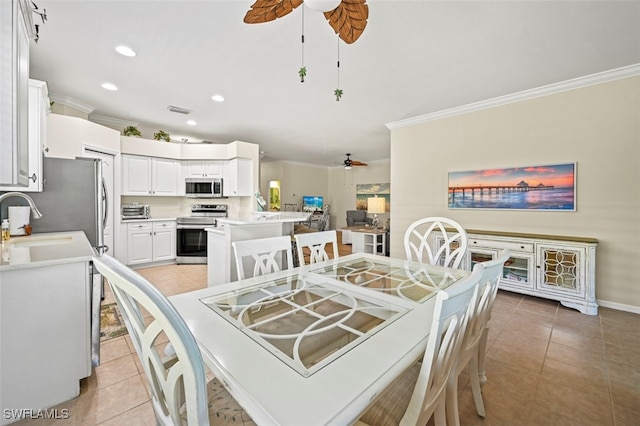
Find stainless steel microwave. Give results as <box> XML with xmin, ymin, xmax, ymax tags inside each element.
<box><xmin>185</xmin><ymin>177</ymin><xmax>223</xmax><ymax>198</ymax></box>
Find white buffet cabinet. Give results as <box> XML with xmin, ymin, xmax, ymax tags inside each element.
<box><xmin>125</xmin><ymin>219</ymin><xmax>176</xmax><ymax>266</ymax></box>
<box><xmin>0</xmin><ymin>232</ymin><xmax>95</xmax><ymax>424</ymax></box>
<box><xmin>437</xmin><ymin>229</ymin><xmax>598</xmax><ymax>315</ymax></box>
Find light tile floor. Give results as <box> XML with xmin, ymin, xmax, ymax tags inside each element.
<box><xmin>14</xmin><ymin>262</ymin><xmax>640</xmax><ymax>425</ymax></box>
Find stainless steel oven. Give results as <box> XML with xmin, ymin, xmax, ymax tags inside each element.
<box><xmin>176</xmin><ymin>204</ymin><xmax>227</xmax><ymax>264</ymax></box>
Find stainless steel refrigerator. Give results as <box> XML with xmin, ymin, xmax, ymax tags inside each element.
<box><xmin>29</xmin><ymin>157</ymin><xmax>109</xmax><ymax>366</ymax></box>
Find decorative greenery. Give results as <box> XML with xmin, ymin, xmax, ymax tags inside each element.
<box><xmin>334</xmin><ymin>88</ymin><xmax>343</xmax><ymax>101</ymax></box>
<box><xmin>298</xmin><ymin>66</ymin><xmax>307</xmax><ymax>83</ymax></box>
<box><xmin>122</xmin><ymin>125</ymin><xmax>141</xmax><ymax>137</ymax></box>
<box><xmin>153</xmin><ymin>130</ymin><xmax>171</xmax><ymax>142</ymax></box>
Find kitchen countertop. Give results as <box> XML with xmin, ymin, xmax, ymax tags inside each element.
<box><xmin>121</xmin><ymin>217</ymin><xmax>177</xmax><ymax>223</ymax></box>
<box><xmin>0</xmin><ymin>231</ymin><xmax>95</xmax><ymax>271</ymax></box>
<box><xmin>216</xmin><ymin>211</ymin><xmax>310</xmax><ymax>226</ymax></box>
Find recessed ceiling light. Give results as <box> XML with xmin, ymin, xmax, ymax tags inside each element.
<box><xmin>211</xmin><ymin>94</ymin><xmax>224</xmax><ymax>103</ymax></box>
<box><xmin>115</xmin><ymin>45</ymin><xmax>136</xmax><ymax>57</ymax></box>
<box><xmin>186</xmin><ymin>120</ymin><xmax>197</xmax><ymax>126</ymax></box>
<box><xmin>101</xmin><ymin>82</ymin><xmax>118</xmax><ymax>91</ymax></box>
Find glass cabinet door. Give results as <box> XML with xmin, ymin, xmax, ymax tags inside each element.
<box><xmin>536</xmin><ymin>244</ymin><xmax>585</xmax><ymax>296</ymax></box>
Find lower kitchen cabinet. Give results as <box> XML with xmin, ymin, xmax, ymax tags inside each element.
<box><xmin>1</xmin><ymin>260</ymin><xmax>92</xmax><ymax>424</ymax></box>
<box><xmin>436</xmin><ymin>229</ymin><xmax>598</xmax><ymax>314</ymax></box>
<box><xmin>126</xmin><ymin>220</ymin><xmax>176</xmax><ymax>265</ymax></box>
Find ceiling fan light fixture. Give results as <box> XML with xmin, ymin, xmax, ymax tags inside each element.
<box><xmin>344</xmin><ymin>165</ymin><xmax>352</xmax><ymax>170</ymax></box>
<box><xmin>304</xmin><ymin>0</ymin><xmax>341</xmax><ymax>12</ymax></box>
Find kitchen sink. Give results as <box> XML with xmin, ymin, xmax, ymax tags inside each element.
<box><xmin>10</xmin><ymin>234</ymin><xmax>73</xmax><ymax>247</ymax></box>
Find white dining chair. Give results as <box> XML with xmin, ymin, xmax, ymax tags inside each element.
<box><xmin>446</xmin><ymin>250</ymin><xmax>510</xmax><ymax>426</ymax></box>
<box><xmin>294</xmin><ymin>230</ymin><xmax>339</xmax><ymax>266</ymax></box>
<box><xmin>356</xmin><ymin>262</ymin><xmax>484</xmax><ymax>426</ymax></box>
<box><xmin>92</xmin><ymin>254</ymin><xmax>255</xmax><ymax>425</ymax></box>
<box><xmin>232</xmin><ymin>235</ymin><xmax>294</xmax><ymax>280</ymax></box>
<box><xmin>403</xmin><ymin>216</ymin><xmax>468</xmax><ymax>269</ymax></box>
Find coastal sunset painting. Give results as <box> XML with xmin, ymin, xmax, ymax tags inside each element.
<box><xmin>448</xmin><ymin>163</ymin><xmax>576</xmax><ymax>210</ymax></box>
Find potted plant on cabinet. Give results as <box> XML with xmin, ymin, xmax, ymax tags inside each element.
<box><xmin>122</xmin><ymin>125</ymin><xmax>141</xmax><ymax>137</ymax></box>
<box><xmin>153</xmin><ymin>130</ymin><xmax>171</xmax><ymax>142</ymax></box>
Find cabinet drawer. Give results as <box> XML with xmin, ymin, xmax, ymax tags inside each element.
<box><xmin>468</xmin><ymin>238</ymin><xmax>534</xmax><ymax>253</ymax></box>
<box><xmin>153</xmin><ymin>221</ymin><xmax>175</xmax><ymax>230</ymax></box>
<box><xmin>127</xmin><ymin>222</ymin><xmax>152</xmax><ymax>231</ymax></box>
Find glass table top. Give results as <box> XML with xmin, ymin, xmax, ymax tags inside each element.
<box><xmin>308</xmin><ymin>257</ymin><xmax>465</xmax><ymax>303</ymax></box>
<box><xmin>200</xmin><ymin>273</ymin><xmax>408</xmax><ymax>377</ymax></box>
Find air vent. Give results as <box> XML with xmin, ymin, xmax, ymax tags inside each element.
<box><xmin>167</xmin><ymin>105</ymin><xmax>192</xmax><ymax>115</ymax></box>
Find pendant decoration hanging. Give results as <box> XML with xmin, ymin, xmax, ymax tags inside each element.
<box><xmin>334</xmin><ymin>36</ymin><xmax>343</xmax><ymax>101</ymax></box>
<box><xmin>298</xmin><ymin>6</ymin><xmax>306</xmax><ymax>82</ymax></box>
<box><xmin>244</xmin><ymin>0</ymin><xmax>369</xmax><ymax>45</ymax></box>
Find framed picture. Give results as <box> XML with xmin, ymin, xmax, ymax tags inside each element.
<box><xmin>356</xmin><ymin>183</ymin><xmax>390</xmax><ymax>211</ymax></box>
<box><xmin>448</xmin><ymin>163</ymin><xmax>576</xmax><ymax>211</ymax></box>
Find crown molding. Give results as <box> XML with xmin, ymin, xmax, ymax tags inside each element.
<box><xmin>89</xmin><ymin>114</ymin><xmax>138</xmax><ymax>128</ymax></box>
<box><xmin>385</xmin><ymin>64</ymin><xmax>640</xmax><ymax>130</ymax></box>
<box><xmin>49</xmin><ymin>94</ymin><xmax>95</xmax><ymax>114</ymax></box>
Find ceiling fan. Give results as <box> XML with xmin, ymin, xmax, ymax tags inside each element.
<box><xmin>243</xmin><ymin>0</ymin><xmax>369</xmax><ymax>44</ymax></box>
<box><xmin>341</xmin><ymin>153</ymin><xmax>367</xmax><ymax>169</ymax></box>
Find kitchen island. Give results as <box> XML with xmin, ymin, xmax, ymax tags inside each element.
<box><xmin>207</xmin><ymin>211</ymin><xmax>310</xmax><ymax>286</ymax></box>
<box><xmin>0</xmin><ymin>231</ymin><xmax>95</xmax><ymax>425</ymax></box>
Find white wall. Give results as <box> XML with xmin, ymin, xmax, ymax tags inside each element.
<box><xmin>389</xmin><ymin>75</ymin><xmax>640</xmax><ymax>311</ymax></box>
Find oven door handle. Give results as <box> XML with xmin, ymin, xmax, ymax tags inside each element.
<box><xmin>177</xmin><ymin>225</ymin><xmax>211</xmax><ymax>230</ymax></box>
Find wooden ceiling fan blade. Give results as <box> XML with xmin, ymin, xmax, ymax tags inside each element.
<box><xmin>244</xmin><ymin>0</ymin><xmax>303</xmax><ymax>24</ymax></box>
<box><xmin>352</xmin><ymin>160</ymin><xmax>367</xmax><ymax>166</ymax></box>
<box><xmin>324</xmin><ymin>0</ymin><xmax>368</xmax><ymax>44</ymax></box>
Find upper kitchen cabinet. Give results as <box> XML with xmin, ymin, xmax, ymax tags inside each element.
<box><xmin>223</xmin><ymin>158</ymin><xmax>253</xmax><ymax>197</ymax></box>
<box><xmin>183</xmin><ymin>160</ymin><xmax>223</xmax><ymax>178</ymax></box>
<box><xmin>0</xmin><ymin>79</ymin><xmax>49</xmax><ymax>192</ymax></box>
<box><xmin>0</xmin><ymin>0</ymin><xmax>38</xmax><ymax>188</ymax></box>
<box><xmin>122</xmin><ymin>155</ymin><xmax>180</xmax><ymax>196</ymax></box>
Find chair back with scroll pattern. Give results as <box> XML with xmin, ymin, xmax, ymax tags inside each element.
<box><xmin>446</xmin><ymin>250</ymin><xmax>510</xmax><ymax>426</ymax></box>
<box><xmin>294</xmin><ymin>230</ymin><xmax>339</xmax><ymax>266</ymax></box>
<box><xmin>232</xmin><ymin>235</ymin><xmax>294</xmax><ymax>280</ymax></box>
<box><xmin>404</xmin><ymin>217</ymin><xmax>468</xmax><ymax>269</ymax></box>
<box><xmin>92</xmin><ymin>254</ymin><xmax>209</xmax><ymax>425</ymax></box>
<box><xmin>358</xmin><ymin>263</ymin><xmax>483</xmax><ymax>426</ymax></box>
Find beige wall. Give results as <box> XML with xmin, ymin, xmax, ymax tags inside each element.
<box><xmin>390</xmin><ymin>75</ymin><xmax>640</xmax><ymax>311</ymax></box>
<box><xmin>261</xmin><ymin>160</ymin><xmax>392</xmax><ymax>230</ymax></box>
<box><xmin>260</xmin><ymin>161</ymin><xmax>329</xmax><ymax>210</ymax></box>
<box><xmin>328</xmin><ymin>161</ymin><xmax>391</xmax><ymax>229</ymax></box>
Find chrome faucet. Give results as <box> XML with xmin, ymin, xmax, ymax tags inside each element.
<box><xmin>0</xmin><ymin>192</ymin><xmax>44</xmax><ymax>219</ymax></box>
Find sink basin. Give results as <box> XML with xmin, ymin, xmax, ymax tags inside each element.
<box><xmin>11</xmin><ymin>235</ymin><xmax>73</xmax><ymax>247</ymax></box>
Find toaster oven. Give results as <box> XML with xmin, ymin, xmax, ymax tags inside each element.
<box><xmin>121</xmin><ymin>204</ymin><xmax>150</xmax><ymax>220</ymax></box>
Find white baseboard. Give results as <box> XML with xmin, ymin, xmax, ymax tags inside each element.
<box><xmin>597</xmin><ymin>299</ymin><xmax>640</xmax><ymax>315</ymax></box>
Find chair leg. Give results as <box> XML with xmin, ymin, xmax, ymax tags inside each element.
<box><xmin>469</xmin><ymin>352</ymin><xmax>486</xmax><ymax>418</ymax></box>
<box><xmin>446</xmin><ymin>370</ymin><xmax>461</xmax><ymax>426</ymax></box>
<box><xmin>478</xmin><ymin>326</ymin><xmax>489</xmax><ymax>386</ymax></box>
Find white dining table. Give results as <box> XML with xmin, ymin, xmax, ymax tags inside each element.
<box><xmin>169</xmin><ymin>253</ymin><xmax>469</xmax><ymax>426</ymax></box>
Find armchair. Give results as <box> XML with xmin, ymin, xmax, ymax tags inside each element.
<box><xmin>346</xmin><ymin>210</ymin><xmax>372</xmax><ymax>227</ymax></box>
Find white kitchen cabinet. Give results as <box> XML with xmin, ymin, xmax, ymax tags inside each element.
<box><xmin>437</xmin><ymin>230</ymin><xmax>598</xmax><ymax>314</ymax></box>
<box><xmin>223</xmin><ymin>158</ymin><xmax>253</xmax><ymax>197</ymax></box>
<box><xmin>1</xmin><ymin>260</ymin><xmax>91</xmax><ymax>424</ymax></box>
<box><xmin>0</xmin><ymin>79</ymin><xmax>48</xmax><ymax>192</ymax></box>
<box><xmin>0</xmin><ymin>0</ymin><xmax>36</xmax><ymax>187</ymax></box>
<box><xmin>152</xmin><ymin>221</ymin><xmax>176</xmax><ymax>261</ymax></box>
<box><xmin>126</xmin><ymin>220</ymin><xmax>176</xmax><ymax>265</ymax></box>
<box><xmin>122</xmin><ymin>155</ymin><xmax>180</xmax><ymax>196</ymax></box>
<box><xmin>184</xmin><ymin>160</ymin><xmax>223</xmax><ymax>177</ymax></box>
